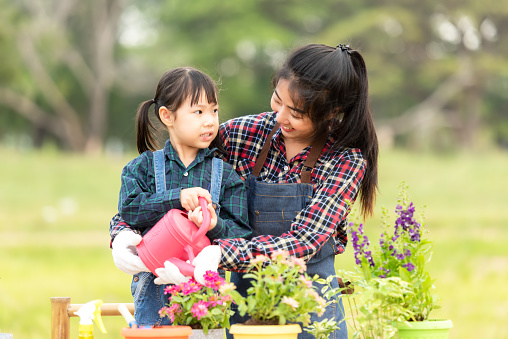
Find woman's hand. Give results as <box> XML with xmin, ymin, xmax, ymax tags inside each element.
<box><xmin>188</xmin><ymin>203</ymin><xmax>217</xmax><ymax>230</ymax></box>
<box><xmin>180</xmin><ymin>187</ymin><xmax>212</xmax><ymax>211</ymax></box>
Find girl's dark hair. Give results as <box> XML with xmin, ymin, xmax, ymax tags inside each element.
<box><xmin>272</xmin><ymin>44</ymin><xmax>379</xmax><ymax>217</ymax></box>
<box><xmin>136</xmin><ymin>67</ymin><xmax>223</xmax><ymax>154</ymax></box>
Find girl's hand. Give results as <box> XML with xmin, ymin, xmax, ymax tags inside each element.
<box><xmin>180</xmin><ymin>187</ymin><xmax>212</xmax><ymax>211</ymax></box>
<box><xmin>187</xmin><ymin>204</ymin><xmax>217</xmax><ymax>231</ymax></box>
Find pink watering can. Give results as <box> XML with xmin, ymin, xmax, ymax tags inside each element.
<box><xmin>136</xmin><ymin>197</ymin><xmax>211</xmax><ymax>277</ymax></box>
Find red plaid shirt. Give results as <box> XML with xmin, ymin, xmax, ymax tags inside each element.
<box><xmin>214</xmin><ymin>112</ymin><xmax>366</xmax><ymax>272</ymax></box>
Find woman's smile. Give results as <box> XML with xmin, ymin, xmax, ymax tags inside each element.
<box><xmin>280</xmin><ymin>125</ymin><xmax>295</xmax><ymax>132</ymax></box>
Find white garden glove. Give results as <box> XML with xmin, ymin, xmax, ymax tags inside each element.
<box><xmin>112</xmin><ymin>230</ymin><xmax>150</xmax><ymax>275</ymax></box>
<box><xmin>192</xmin><ymin>245</ymin><xmax>222</xmax><ymax>285</ymax></box>
<box><xmin>154</xmin><ymin>261</ymin><xmax>190</xmax><ymax>285</ymax></box>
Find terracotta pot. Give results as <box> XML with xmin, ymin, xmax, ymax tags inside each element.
<box><xmin>229</xmin><ymin>324</ymin><xmax>301</xmax><ymax>339</ymax></box>
<box><xmin>189</xmin><ymin>328</ymin><xmax>224</xmax><ymax>339</ymax></box>
<box><xmin>397</xmin><ymin>319</ymin><xmax>453</xmax><ymax>338</ymax></box>
<box><xmin>121</xmin><ymin>326</ymin><xmax>193</xmax><ymax>339</ymax></box>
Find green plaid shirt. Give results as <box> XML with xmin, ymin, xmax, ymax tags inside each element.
<box><xmin>117</xmin><ymin>139</ymin><xmax>250</xmax><ymax>241</ymax></box>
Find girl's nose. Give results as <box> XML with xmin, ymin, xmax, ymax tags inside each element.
<box><xmin>203</xmin><ymin>113</ymin><xmax>215</xmax><ymax>126</ymax></box>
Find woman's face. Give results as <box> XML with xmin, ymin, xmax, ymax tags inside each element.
<box><xmin>271</xmin><ymin>79</ymin><xmax>315</xmax><ymax>144</ymax></box>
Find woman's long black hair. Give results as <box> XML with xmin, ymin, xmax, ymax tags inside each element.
<box><xmin>272</xmin><ymin>43</ymin><xmax>379</xmax><ymax>217</ymax></box>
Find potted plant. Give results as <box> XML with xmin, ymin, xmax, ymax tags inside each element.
<box><xmin>222</xmin><ymin>250</ymin><xmax>337</xmax><ymax>339</ymax></box>
<box><xmin>159</xmin><ymin>270</ymin><xmax>234</xmax><ymax>338</ymax></box>
<box><xmin>332</xmin><ymin>183</ymin><xmax>452</xmax><ymax>338</ymax></box>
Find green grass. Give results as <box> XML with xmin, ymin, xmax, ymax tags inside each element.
<box><xmin>1</xmin><ymin>147</ymin><xmax>508</xmax><ymax>338</ymax></box>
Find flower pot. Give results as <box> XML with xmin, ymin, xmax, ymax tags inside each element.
<box><xmin>121</xmin><ymin>326</ymin><xmax>193</xmax><ymax>339</ymax></box>
<box><xmin>189</xmin><ymin>328</ymin><xmax>224</xmax><ymax>339</ymax></box>
<box><xmin>229</xmin><ymin>324</ymin><xmax>301</xmax><ymax>339</ymax></box>
<box><xmin>397</xmin><ymin>319</ymin><xmax>453</xmax><ymax>339</ymax></box>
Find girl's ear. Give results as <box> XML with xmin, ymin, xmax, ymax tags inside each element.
<box><xmin>159</xmin><ymin>106</ymin><xmax>174</xmax><ymax>127</ymax></box>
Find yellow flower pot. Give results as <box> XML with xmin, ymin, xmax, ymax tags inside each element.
<box><xmin>229</xmin><ymin>324</ymin><xmax>301</xmax><ymax>339</ymax></box>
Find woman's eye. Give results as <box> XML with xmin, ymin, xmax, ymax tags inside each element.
<box><xmin>291</xmin><ymin>112</ymin><xmax>303</xmax><ymax>120</ymax></box>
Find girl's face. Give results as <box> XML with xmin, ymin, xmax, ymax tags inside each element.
<box><xmin>271</xmin><ymin>79</ymin><xmax>315</xmax><ymax>145</ymax></box>
<box><xmin>160</xmin><ymin>92</ymin><xmax>219</xmax><ymax>157</ymax></box>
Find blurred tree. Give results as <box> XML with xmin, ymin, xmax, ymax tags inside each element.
<box><xmin>313</xmin><ymin>0</ymin><xmax>508</xmax><ymax>150</ymax></box>
<box><xmin>109</xmin><ymin>0</ymin><xmax>508</xmax><ymax>151</ymax></box>
<box><xmin>0</xmin><ymin>0</ymin><xmax>124</xmax><ymax>153</ymax></box>
<box><xmin>1</xmin><ymin>0</ymin><xmax>507</xmax><ymax>152</ymax></box>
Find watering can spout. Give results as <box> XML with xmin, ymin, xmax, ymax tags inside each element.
<box><xmin>191</xmin><ymin>197</ymin><xmax>211</xmax><ymax>243</ymax></box>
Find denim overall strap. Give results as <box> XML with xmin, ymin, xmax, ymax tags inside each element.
<box><xmin>153</xmin><ymin>149</ymin><xmax>165</xmax><ymax>193</ymax></box>
<box><xmin>130</xmin><ymin>148</ymin><xmax>172</xmax><ymax>327</ymax></box>
<box><xmin>252</xmin><ymin>123</ymin><xmax>327</xmax><ymax>184</ymax></box>
<box><xmin>210</xmin><ymin>157</ymin><xmax>223</xmax><ymax>213</ymax></box>
<box><xmin>252</xmin><ymin>123</ymin><xmax>279</xmax><ymax>177</ymax></box>
<box><xmin>227</xmin><ymin>125</ymin><xmax>347</xmax><ymax>339</ymax></box>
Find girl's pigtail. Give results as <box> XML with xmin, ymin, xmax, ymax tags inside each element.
<box><xmin>136</xmin><ymin>99</ymin><xmax>158</xmax><ymax>154</ymax></box>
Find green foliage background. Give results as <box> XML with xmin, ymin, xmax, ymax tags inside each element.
<box><xmin>1</xmin><ymin>147</ymin><xmax>507</xmax><ymax>338</ymax></box>
<box><xmin>1</xmin><ymin>0</ymin><xmax>508</xmax><ymax>151</ymax></box>
<box><xmin>1</xmin><ymin>1</ymin><xmax>508</xmax><ymax>338</ymax></box>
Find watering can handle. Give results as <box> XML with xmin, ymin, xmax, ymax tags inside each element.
<box><xmin>191</xmin><ymin>197</ymin><xmax>211</xmax><ymax>243</ymax></box>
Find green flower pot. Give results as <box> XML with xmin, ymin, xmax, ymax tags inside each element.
<box><xmin>397</xmin><ymin>319</ymin><xmax>453</xmax><ymax>338</ymax></box>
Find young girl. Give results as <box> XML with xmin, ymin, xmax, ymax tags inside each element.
<box><xmin>113</xmin><ymin>67</ymin><xmax>251</xmax><ymax>326</ymax></box>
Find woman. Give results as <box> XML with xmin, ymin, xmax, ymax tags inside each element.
<box><xmin>110</xmin><ymin>43</ymin><xmax>378</xmax><ymax>339</ymax></box>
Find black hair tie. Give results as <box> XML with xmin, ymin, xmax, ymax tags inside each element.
<box><xmin>336</xmin><ymin>43</ymin><xmax>352</xmax><ymax>54</ymax></box>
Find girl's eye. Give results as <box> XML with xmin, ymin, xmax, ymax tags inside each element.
<box><xmin>213</xmin><ymin>108</ymin><xmax>219</xmax><ymax>114</ymax></box>
<box><xmin>193</xmin><ymin>110</ymin><xmax>203</xmax><ymax>114</ymax></box>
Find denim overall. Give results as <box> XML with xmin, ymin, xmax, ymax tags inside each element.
<box><xmin>227</xmin><ymin>125</ymin><xmax>348</xmax><ymax>339</ymax></box>
<box><xmin>131</xmin><ymin>150</ymin><xmax>223</xmax><ymax>326</ymax></box>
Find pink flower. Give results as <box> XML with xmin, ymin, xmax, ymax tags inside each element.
<box><xmin>299</xmin><ymin>275</ymin><xmax>313</xmax><ymax>288</ymax></box>
<box><xmin>159</xmin><ymin>306</ymin><xmax>169</xmax><ymax>318</ymax></box>
<box><xmin>221</xmin><ymin>294</ymin><xmax>232</xmax><ymax>303</ymax></box>
<box><xmin>181</xmin><ymin>280</ymin><xmax>202</xmax><ymax>295</ymax></box>
<box><xmin>159</xmin><ymin>304</ymin><xmax>182</xmax><ymax>322</ymax></box>
<box><xmin>191</xmin><ymin>300</ymin><xmax>209</xmax><ymax>320</ymax></box>
<box><xmin>306</xmin><ymin>290</ymin><xmax>326</xmax><ymax>316</ymax></box>
<box><xmin>292</xmin><ymin>257</ymin><xmax>307</xmax><ymax>273</ymax></box>
<box><xmin>271</xmin><ymin>250</ymin><xmax>289</xmax><ymax>261</ymax></box>
<box><xmin>203</xmin><ymin>270</ymin><xmax>226</xmax><ymax>290</ymax></box>
<box><xmin>271</xmin><ymin>250</ymin><xmax>291</xmax><ymax>265</ymax></box>
<box><xmin>281</xmin><ymin>296</ymin><xmax>299</xmax><ymax>310</ymax></box>
<box><xmin>250</xmin><ymin>254</ymin><xmax>270</xmax><ymax>266</ymax></box>
<box><xmin>164</xmin><ymin>284</ymin><xmax>181</xmax><ymax>296</ymax></box>
<box><xmin>207</xmin><ymin>295</ymin><xmax>220</xmax><ymax>307</ymax></box>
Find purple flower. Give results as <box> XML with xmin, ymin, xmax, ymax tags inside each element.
<box><xmin>350</xmin><ymin>223</ymin><xmax>375</xmax><ymax>267</ymax></box>
<box><xmin>403</xmin><ymin>262</ymin><xmax>415</xmax><ymax>272</ymax></box>
<box><xmin>394</xmin><ymin>202</ymin><xmax>421</xmax><ymax>243</ymax></box>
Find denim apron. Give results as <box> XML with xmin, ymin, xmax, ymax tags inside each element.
<box><xmin>227</xmin><ymin>125</ymin><xmax>348</xmax><ymax>339</ymax></box>
<box><xmin>131</xmin><ymin>151</ymin><xmax>223</xmax><ymax>326</ymax></box>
